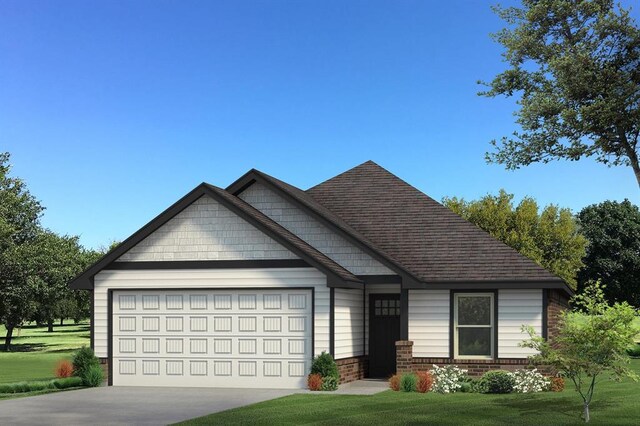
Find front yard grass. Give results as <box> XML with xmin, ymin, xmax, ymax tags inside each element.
<box><xmin>177</xmin><ymin>359</ymin><xmax>640</xmax><ymax>426</ymax></box>
<box><xmin>0</xmin><ymin>323</ymin><xmax>89</xmax><ymax>384</ymax></box>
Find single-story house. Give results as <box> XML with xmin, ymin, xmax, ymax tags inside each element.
<box><xmin>69</xmin><ymin>161</ymin><xmax>571</xmax><ymax>389</ymax></box>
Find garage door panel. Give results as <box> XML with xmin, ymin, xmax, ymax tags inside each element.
<box><xmin>112</xmin><ymin>289</ymin><xmax>312</xmax><ymax>389</ymax></box>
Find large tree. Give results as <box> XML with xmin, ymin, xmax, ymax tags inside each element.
<box><xmin>481</xmin><ymin>0</ymin><xmax>640</xmax><ymax>187</ymax></box>
<box><xmin>443</xmin><ymin>190</ymin><xmax>587</xmax><ymax>288</ymax></box>
<box><xmin>0</xmin><ymin>152</ymin><xmax>44</xmax><ymax>350</ymax></box>
<box><xmin>577</xmin><ymin>199</ymin><xmax>640</xmax><ymax>306</ymax></box>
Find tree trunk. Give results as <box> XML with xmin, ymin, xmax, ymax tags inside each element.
<box><xmin>583</xmin><ymin>402</ymin><xmax>590</xmax><ymax>423</ymax></box>
<box><xmin>4</xmin><ymin>326</ymin><xmax>14</xmax><ymax>351</ymax></box>
<box><xmin>47</xmin><ymin>319</ymin><xmax>54</xmax><ymax>333</ymax></box>
<box><xmin>620</xmin><ymin>133</ymin><xmax>640</xmax><ymax>188</ymax></box>
<box><xmin>60</xmin><ymin>318</ymin><xmax>64</xmax><ymax>326</ymax></box>
<box><xmin>632</xmin><ymin>158</ymin><xmax>640</xmax><ymax>189</ymax></box>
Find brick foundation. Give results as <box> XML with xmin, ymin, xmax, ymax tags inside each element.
<box><xmin>412</xmin><ymin>357</ymin><xmax>553</xmax><ymax>377</ymax></box>
<box><xmin>99</xmin><ymin>357</ymin><xmax>109</xmax><ymax>384</ymax></box>
<box><xmin>336</xmin><ymin>356</ymin><xmax>368</xmax><ymax>384</ymax></box>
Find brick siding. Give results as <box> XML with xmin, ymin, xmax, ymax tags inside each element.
<box><xmin>99</xmin><ymin>357</ymin><xmax>109</xmax><ymax>383</ymax></box>
<box><xmin>336</xmin><ymin>356</ymin><xmax>368</xmax><ymax>384</ymax></box>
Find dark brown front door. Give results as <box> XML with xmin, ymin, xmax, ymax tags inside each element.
<box><xmin>369</xmin><ymin>294</ymin><xmax>401</xmax><ymax>378</ymax></box>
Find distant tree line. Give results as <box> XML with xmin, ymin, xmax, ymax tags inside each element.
<box><xmin>0</xmin><ymin>152</ymin><xmax>103</xmax><ymax>351</ymax></box>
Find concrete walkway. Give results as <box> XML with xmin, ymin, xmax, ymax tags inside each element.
<box><xmin>0</xmin><ymin>386</ymin><xmax>294</xmax><ymax>426</ymax></box>
<box><xmin>297</xmin><ymin>379</ymin><xmax>389</xmax><ymax>395</ymax></box>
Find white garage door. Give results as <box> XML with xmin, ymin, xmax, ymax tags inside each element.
<box><xmin>111</xmin><ymin>289</ymin><xmax>312</xmax><ymax>389</ymax></box>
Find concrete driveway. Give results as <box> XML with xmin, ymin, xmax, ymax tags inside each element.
<box><xmin>0</xmin><ymin>386</ymin><xmax>295</xmax><ymax>425</ymax></box>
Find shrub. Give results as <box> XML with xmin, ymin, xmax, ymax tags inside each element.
<box><xmin>72</xmin><ymin>347</ymin><xmax>100</xmax><ymax>379</ymax></box>
<box><xmin>400</xmin><ymin>373</ymin><xmax>418</xmax><ymax>392</ymax></box>
<box><xmin>511</xmin><ymin>369</ymin><xmax>549</xmax><ymax>393</ymax></box>
<box><xmin>307</xmin><ymin>373</ymin><xmax>323</xmax><ymax>391</ymax></box>
<box><xmin>430</xmin><ymin>365</ymin><xmax>468</xmax><ymax>393</ymax></box>
<box><xmin>0</xmin><ymin>377</ymin><xmax>84</xmax><ymax>394</ymax></box>
<box><xmin>320</xmin><ymin>376</ymin><xmax>338</xmax><ymax>391</ymax></box>
<box><xmin>480</xmin><ymin>371</ymin><xmax>515</xmax><ymax>394</ymax></box>
<box><xmin>55</xmin><ymin>360</ymin><xmax>74</xmax><ymax>378</ymax></box>
<box><xmin>310</xmin><ymin>351</ymin><xmax>339</xmax><ymax>381</ymax></box>
<box><xmin>627</xmin><ymin>343</ymin><xmax>640</xmax><ymax>358</ymax></box>
<box><xmin>550</xmin><ymin>376</ymin><xmax>565</xmax><ymax>392</ymax></box>
<box><xmin>388</xmin><ymin>374</ymin><xmax>400</xmax><ymax>391</ymax></box>
<box><xmin>416</xmin><ymin>371</ymin><xmax>433</xmax><ymax>393</ymax></box>
<box><xmin>82</xmin><ymin>365</ymin><xmax>104</xmax><ymax>387</ymax></box>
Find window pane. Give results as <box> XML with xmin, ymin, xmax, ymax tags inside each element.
<box><xmin>375</xmin><ymin>308</ymin><xmax>381</xmax><ymax>316</ymax></box>
<box><xmin>458</xmin><ymin>327</ymin><xmax>492</xmax><ymax>356</ymax></box>
<box><xmin>382</xmin><ymin>308</ymin><xmax>388</xmax><ymax>315</ymax></box>
<box><xmin>382</xmin><ymin>300</ymin><xmax>388</xmax><ymax>307</ymax></box>
<box><xmin>375</xmin><ymin>300</ymin><xmax>381</xmax><ymax>307</ymax></box>
<box><xmin>457</xmin><ymin>296</ymin><xmax>491</xmax><ymax>325</ymax></box>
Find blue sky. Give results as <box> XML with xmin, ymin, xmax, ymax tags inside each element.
<box><xmin>1</xmin><ymin>0</ymin><xmax>638</xmax><ymax>250</ymax></box>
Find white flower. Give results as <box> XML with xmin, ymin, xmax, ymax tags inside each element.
<box><xmin>430</xmin><ymin>364</ymin><xmax>468</xmax><ymax>394</ymax></box>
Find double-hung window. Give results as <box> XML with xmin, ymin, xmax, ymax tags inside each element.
<box><xmin>454</xmin><ymin>293</ymin><xmax>494</xmax><ymax>359</ymax></box>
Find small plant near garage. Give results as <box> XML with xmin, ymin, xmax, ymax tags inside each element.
<box><xmin>72</xmin><ymin>346</ymin><xmax>104</xmax><ymax>387</ymax></box>
<box><xmin>308</xmin><ymin>351</ymin><xmax>339</xmax><ymax>391</ymax></box>
<box><xmin>399</xmin><ymin>373</ymin><xmax>417</xmax><ymax>392</ymax></box>
<box><xmin>388</xmin><ymin>374</ymin><xmax>400</xmax><ymax>391</ymax></box>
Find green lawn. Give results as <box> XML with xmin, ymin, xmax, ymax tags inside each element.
<box><xmin>0</xmin><ymin>323</ymin><xmax>89</xmax><ymax>383</ymax></box>
<box><xmin>177</xmin><ymin>359</ymin><xmax>640</xmax><ymax>426</ymax></box>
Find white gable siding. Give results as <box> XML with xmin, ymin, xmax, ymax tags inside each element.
<box><xmin>334</xmin><ymin>288</ymin><xmax>364</xmax><ymax>359</ymax></box>
<box><xmin>364</xmin><ymin>284</ymin><xmax>401</xmax><ymax>355</ymax></box>
<box><xmin>498</xmin><ymin>289</ymin><xmax>542</xmax><ymax>358</ymax></box>
<box><xmin>238</xmin><ymin>183</ymin><xmax>393</xmax><ymax>275</ymax></box>
<box><xmin>408</xmin><ymin>290</ymin><xmax>450</xmax><ymax>358</ymax></box>
<box><xmin>93</xmin><ymin>268</ymin><xmax>330</xmax><ymax>358</ymax></box>
<box><xmin>117</xmin><ymin>196</ymin><xmax>298</xmax><ymax>262</ymax></box>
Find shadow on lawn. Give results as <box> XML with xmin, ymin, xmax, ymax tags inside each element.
<box><xmin>494</xmin><ymin>394</ymin><xmax>617</xmax><ymax>422</ymax></box>
<box><xmin>0</xmin><ymin>343</ymin><xmax>47</xmax><ymax>352</ymax></box>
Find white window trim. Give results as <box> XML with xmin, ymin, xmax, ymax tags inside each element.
<box><xmin>453</xmin><ymin>292</ymin><xmax>494</xmax><ymax>360</ymax></box>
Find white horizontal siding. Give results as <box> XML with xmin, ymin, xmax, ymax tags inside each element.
<box><xmin>364</xmin><ymin>284</ymin><xmax>401</xmax><ymax>355</ymax></box>
<box><xmin>498</xmin><ymin>289</ymin><xmax>542</xmax><ymax>358</ymax></box>
<box><xmin>117</xmin><ymin>195</ymin><xmax>298</xmax><ymax>262</ymax></box>
<box><xmin>409</xmin><ymin>290</ymin><xmax>450</xmax><ymax>358</ymax></box>
<box><xmin>239</xmin><ymin>182</ymin><xmax>393</xmax><ymax>275</ymax></box>
<box><xmin>93</xmin><ymin>268</ymin><xmax>329</xmax><ymax>358</ymax></box>
<box><xmin>333</xmin><ymin>288</ymin><xmax>364</xmax><ymax>359</ymax></box>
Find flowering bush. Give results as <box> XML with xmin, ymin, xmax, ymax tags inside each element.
<box><xmin>550</xmin><ymin>376</ymin><xmax>565</xmax><ymax>392</ymax></box>
<box><xmin>511</xmin><ymin>369</ymin><xmax>549</xmax><ymax>393</ymax></box>
<box><xmin>307</xmin><ymin>373</ymin><xmax>323</xmax><ymax>391</ymax></box>
<box><xmin>389</xmin><ymin>374</ymin><xmax>400</xmax><ymax>391</ymax></box>
<box><xmin>55</xmin><ymin>360</ymin><xmax>74</xmax><ymax>378</ymax></box>
<box><xmin>429</xmin><ymin>365</ymin><xmax>468</xmax><ymax>393</ymax></box>
<box><xmin>416</xmin><ymin>371</ymin><xmax>433</xmax><ymax>393</ymax></box>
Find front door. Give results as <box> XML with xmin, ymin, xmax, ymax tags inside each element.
<box><xmin>368</xmin><ymin>294</ymin><xmax>401</xmax><ymax>378</ymax></box>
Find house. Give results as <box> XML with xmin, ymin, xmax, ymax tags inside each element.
<box><xmin>69</xmin><ymin>161</ymin><xmax>571</xmax><ymax>389</ymax></box>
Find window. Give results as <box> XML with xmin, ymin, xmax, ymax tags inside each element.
<box><xmin>374</xmin><ymin>298</ymin><xmax>400</xmax><ymax>317</ymax></box>
<box><xmin>454</xmin><ymin>293</ymin><xmax>494</xmax><ymax>359</ymax></box>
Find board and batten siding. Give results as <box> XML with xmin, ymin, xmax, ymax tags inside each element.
<box><xmin>408</xmin><ymin>290</ymin><xmax>450</xmax><ymax>358</ymax></box>
<box><xmin>333</xmin><ymin>288</ymin><xmax>364</xmax><ymax>359</ymax></box>
<box><xmin>497</xmin><ymin>289</ymin><xmax>543</xmax><ymax>358</ymax></box>
<box><xmin>239</xmin><ymin>182</ymin><xmax>393</xmax><ymax>275</ymax></box>
<box><xmin>364</xmin><ymin>284</ymin><xmax>401</xmax><ymax>355</ymax></box>
<box><xmin>93</xmin><ymin>268</ymin><xmax>330</xmax><ymax>358</ymax></box>
<box><xmin>117</xmin><ymin>195</ymin><xmax>298</xmax><ymax>262</ymax></box>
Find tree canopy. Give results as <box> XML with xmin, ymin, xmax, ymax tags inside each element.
<box><xmin>482</xmin><ymin>0</ymin><xmax>640</xmax><ymax>188</ymax></box>
<box><xmin>578</xmin><ymin>199</ymin><xmax>640</xmax><ymax>306</ymax></box>
<box><xmin>443</xmin><ymin>190</ymin><xmax>587</xmax><ymax>288</ymax></box>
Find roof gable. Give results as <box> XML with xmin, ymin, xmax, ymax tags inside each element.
<box><xmin>69</xmin><ymin>183</ymin><xmax>362</xmax><ymax>289</ymax></box>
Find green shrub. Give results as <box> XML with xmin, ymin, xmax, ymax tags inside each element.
<box><xmin>54</xmin><ymin>376</ymin><xmax>84</xmax><ymax>389</ymax></box>
<box><xmin>320</xmin><ymin>375</ymin><xmax>338</xmax><ymax>391</ymax></box>
<box><xmin>626</xmin><ymin>343</ymin><xmax>640</xmax><ymax>358</ymax></box>
<box><xmin>0</xmin><ymin>377</ymin><xmax>84</xmax><ymax>394</ymax></box>
<box><xmin>310</xmin><ymin>351</ymin><xmax>339</xmax><ymax>380</ymax></box>
<box><xmin>400</xmin><ymin>373</ymin><xmax>418</xmax><ymax>392</ymax></box>
<box><xmin>480</xmin><ymin>371</ymin><xmax>515</xmax><ymax>394</ymax></box>
<box><xmin>82</xmin><ymin>365</ymin><xmax>104</xmax><ymax>387</ymax></box>
<box><xmin>72</xmin><ymin>346</ymin><xmax>100</xmax><ymax>378</ymax></box>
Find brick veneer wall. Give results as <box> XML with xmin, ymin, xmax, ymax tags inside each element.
<box><xmin>412</xmin><ymin>357</ymin><xmax>553</xmax><ymax>377</ymax></box>
<box><xmin>99</xmin><ymin>358</ymin><xmax>109</xmax><ymax>384</ymax></box>
<box><xmin>336</xmin><ymin>356</ymin><xmax>368</xmax><ymax>384</ymax></box>
<box><xmin>547</xmin><ymin>289</ymin><xmax>570</xmax><ymax>341</ymax></box>
<box><xmin>395</xmin><ymin>341</ymin><xmax>414</xmax><ymax>373</ymax></box>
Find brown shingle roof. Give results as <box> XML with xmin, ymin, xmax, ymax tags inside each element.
<box><xmin>306</xmin><ymin>161</ymin><xmax>563</xmax><ymax>283</ymax></box>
